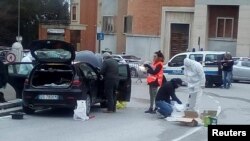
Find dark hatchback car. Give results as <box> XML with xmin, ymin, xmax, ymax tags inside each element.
<box><xmin>7</xmin><ymin>40</ymin><xmax>131</xmax><ymax>115</ymax></box>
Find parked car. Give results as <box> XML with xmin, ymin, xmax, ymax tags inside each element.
<box><xmin>111</xmin><ymin>54</ymin><xmax>142</xmax><ymax>63</ymax></box>
<box><xmin>7</xmin><ymin>40</ymin><xmax>131</xmax><ymax>115</ymax></box>
<box><xmin>233</xmin><ymin>60</ymin><xmax>250</xmax><ymax>82</ymax></box>
<box><xmin>232</xmin><ymin>57</ymin><xmax>250</xmax><ymax>61</ymax></box>
<box><xmin>163</xmin><ymin>51</ymin><xmax>225</xmax><ymax>87</ymax></box>
<box><xmin>111</xmin><ymin>54</ymin><xmax>146</xmax><ymax>77</ymax></box>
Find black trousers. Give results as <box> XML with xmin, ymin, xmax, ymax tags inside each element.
<box><xmin>104</xmin><ymin>79</ymin><xmax>118</xmax><ymax>111</ymax></box>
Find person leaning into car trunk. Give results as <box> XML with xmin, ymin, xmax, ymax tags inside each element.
<box><xmin>144</xmin><ymin>50</ymin><xmax>165</xmax><ymax>114</ymax></box>
<box><xmin>100</xmin><ymin>52</ymin><xmax>119</xmax><ymax>113</ymax></box>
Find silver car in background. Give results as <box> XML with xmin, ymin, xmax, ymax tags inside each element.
<box><xmin>233</xmin><ymin>60</ymin><xmax>250</xmax><ymax>82</ymax></box>
<box><xmin>111</xmin><ymin>54</ymin><xmax>147</xmax><ymax>78</ymax></box>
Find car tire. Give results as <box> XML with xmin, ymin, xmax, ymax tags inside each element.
<box><xmin>214</xmin><ymin>83</ymin><xmax>222</xmax><ymax>87</ymax></box>
<box><xmin>130</xmin><ymin>68</ymin><xmax>138</xmax><ymax>78</ymax></box>
<box><xmin>85</xmin><ymin>94</ymin><xmax>91</xmax><ymax>116</ymax></box>
<box><xmin>100</xmin><ymin>101</ymin><xmax>107</xmax><ymax>108</ymax></box>
<box><xmin>233</xmin><ymin>80</ymin><xmax>239</xmax><ymax>83</ymax></box>
<box><xmin>205</xmin><ymin>77</ymin><xmax>213</xmax><ymax>88</ymax></box>
<box><xmin>22</xmin><ymin>105</ymin><xmax>35</xmax><ymax>115</ymax></box>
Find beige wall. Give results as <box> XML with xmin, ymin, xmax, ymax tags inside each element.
<box><xmin>237</xmin><ymin>5</ymin><xmax>250</xmax><ymax>57</ymax></box>
<box><xmin>191</xmin><ymin>5</ymin><xmax>208</xmax><ymax>51</ymax></box>
<box><xmin>160</xmin><ymin>7</ymin><xmax>194</xmax><ymax>60</ymax></box>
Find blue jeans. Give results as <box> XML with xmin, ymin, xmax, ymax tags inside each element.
<box><xmin>223</xmin><ymin>71</ymin><xmax>232</xmax><ymax>88</ymax></box>
<box><xmin>155</xmin><ymin>101</ymin><xmax>173</xmax><ymax>117</ymax></box>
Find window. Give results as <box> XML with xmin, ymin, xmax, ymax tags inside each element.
<box><xmin>216</xmin><ymin>17</ymin><xmax>234</xmax><ymax>38</ymax></box>
<box><xmin>189</xmin><ymin>54</ymin><xmax>203</xmax><ymax>63</ymax></box>
<box><xmin>102</xmin><ymin>16</ymin><xmax>115</xmax><ymax>33</ymax></box>
<box><xmin>80</xmin><ymin>64</ymin><xmax>97</xmax><ymax>79</ymax></box>
<box><xmin>124</xmin><ymin>16</ymin><xmax>132</xmax><ymax>33</ymax></box>
<box><xmin>241</xmin><ymin>61</ymin><xmax>250</xmax><ymax>67</ymax></box>
<box><xmin>169</xmin><ymin>55</ymin><xmax>186</xmax><ymax>67</ymax></box>
<box><xmin>205</xmin><ymin>54</ymin><xmax>219</xmax><ymax>66</ymax></box>
<box><xmin>72</xmin><ymin>6</ymin><xmax>76</xmax><ymax>21</ymax></box>
<box><xmin>118</xmin><ymin>65</ymin><xmax>128</xmax><ymax>78</ymax></box>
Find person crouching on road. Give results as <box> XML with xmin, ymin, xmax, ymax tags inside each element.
<box><xmin>184</xmin><ymin>58</ymin><xmax>206</xmax><ymax>112</ymax></box>
<box><xmin>100</xmin><ymin>52</ymin><xmax>119</xmax><ymax>113</ymax></box>
<box><xmin>155</xmin><ymin>78</ymin><xmax>183</xmax><ymax>118</ymax></box>
<box><xmin>144</xmin><ymin>50</ymin><xmax>165</xmax><ymax>114</ymax></box>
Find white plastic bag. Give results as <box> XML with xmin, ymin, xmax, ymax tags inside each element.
<box><xmin>73</xmin><ymin>100</ymin><xmax>89</xmax><ymax>121</ymax></box>
<box><xmin>174</xmin><ymin>103</ymin><xmax>185</xmax><ymax>112</ymax></box>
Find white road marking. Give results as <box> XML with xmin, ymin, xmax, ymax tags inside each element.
<box><xmin>0</xmin><ymin>115</ymin><xmax>11</xmax><ymax>119</ymax></box>
<box><xmin>172</xmin><ymin>126</ymin><xmax>202</xmax><ymax>141</ymax></box>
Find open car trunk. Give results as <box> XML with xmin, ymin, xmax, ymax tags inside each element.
<box><xmin>31</xmin><ymin>64</ymin><xmax>74</xmax><ymax>88</ymax></box>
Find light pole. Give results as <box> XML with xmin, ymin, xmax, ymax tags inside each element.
<box><xmin>16</xmin><ymin>0</ymin><xmax>22</xmax><ymax>42</ymax></box>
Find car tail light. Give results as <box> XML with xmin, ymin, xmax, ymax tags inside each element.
<box><xmin>72</xmin><ymin>80</ymin><xmax>81</xmax><ymax>86</ymax></box>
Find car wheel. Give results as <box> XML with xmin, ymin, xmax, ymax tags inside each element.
<box><xmin>233</xmin><ymin>80</ymin><xmax>239</xmax><ymax>83</ymax></box>
<box><xmin>22</xmin><ymin>105</ymin><xmax>35</xmax><ymax>115</ymax></box>
<box><xmin>214</xmin><ymin>83</ymin><xmax>222</xmax><ymax>87</ymax></box>
<box><xmin>100</xmin><ymin>101</ymin><xmax>107</xmax><ymax>108</ymax></box>
<box><xmin>205</xmin><ymin>77</ymin><xmax>213</xmax><ymax>88</ymax></box>
<box><xmin>130</xmin><ymin>68</ymin><xmax>138</xmax><ymax>78</ymax></box>
<box><xmin>85</xmin><ymin>94</ymin><xmax>91</xmax><ymax>116</ymax></box>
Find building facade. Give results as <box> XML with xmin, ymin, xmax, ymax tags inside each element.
<box><xmin>39</xmin><ymin>0</ymin><xmax>97</xmax><ymax>52</ymax></box>
<box><xmin>161</xmin><ymin>0</ymin><xmax>250</xmax><ymax>60</ymax></box>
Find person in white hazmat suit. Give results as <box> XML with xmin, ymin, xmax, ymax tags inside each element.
<box><xmin>184</xmin><ymin>58</ymin><xmax>206</xmax><ymax>112</ymax></box>
<box><xmin>19</xmin><ymin>52</ymin><xmax>34</xmax><ymax>75</ymax></box>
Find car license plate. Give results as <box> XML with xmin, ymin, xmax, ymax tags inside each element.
<box><xmin>38</xmin><ymin>95</ymin><xmax>59</xmax><ymax>100</ymax></box>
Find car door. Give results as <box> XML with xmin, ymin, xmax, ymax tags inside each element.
<box><xmin>6</xmin><ymin>62</ymin><xmax>33</xmax><ymax>98</ymax></box>
<box><xmin>237</xmin><ymin>61</ymin><xmax>250</xmax><ymax>81</ymax></box>
<box><xmin>163</xmin><ymin>54</ymin><xmax>187</xmax><ymax>81</ymax></box>
<box><xmin>79</xmin><ymin>63</ymin><xmax>99</xmax><ymax>103</ymax></box>
<box><xmin>117</xmin><ymin>64</ymin><xmax>131</xmax><ymax>102</ymax></box>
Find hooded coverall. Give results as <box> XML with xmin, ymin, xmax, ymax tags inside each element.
<box><xmin>184</xmin><ymin>58</ymin><xmax>206</xmax><ymax>112</ymax></box>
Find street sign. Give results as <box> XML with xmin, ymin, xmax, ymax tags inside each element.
<box><xmin>6</xmin><ymin>53</ymin><xmax>16</xmax><ymax>63</ymax></box>
<box><xmin>97</xmin><ymin>33</ymin><xmax>104</xmax><ymax>40</ymax></box>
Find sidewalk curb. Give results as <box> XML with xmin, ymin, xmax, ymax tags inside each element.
<box><xmin>0</xmin><ymin>99</ymin><xmax>23</xmax><ymax>117</ymax></box>
<box><xmin>0</xmin><ymin>107</ymin><xmax>22</xmax><ymax>117</ymax></box>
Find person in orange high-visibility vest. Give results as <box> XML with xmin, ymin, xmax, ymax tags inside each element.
<box><xmin>144</xmin><ymin>50</ymin><xmax>165</xmax><ymax>114</ymax></box>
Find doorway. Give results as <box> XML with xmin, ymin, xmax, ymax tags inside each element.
<box><xmin>170</xmin><ymin>24</ymin><xmax>190</xmax><ymax>58</ymax></box>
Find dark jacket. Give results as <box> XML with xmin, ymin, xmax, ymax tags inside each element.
<box><xmin>100</xmin><ymin>57</ymin><xmax>119</xmax><ymax>80</ymax></box>
<box><xmin>0</xmin><ymin>61</ymin><xmax>8</xmax><ymax>88</ymax></box>
<box><xmin>155</xmin><ymin>80</ymin><xmax>182</xmax><ymax>104</ymax></box>
<box><xmin>221</xmin><ymin>60</ymin><xmax>234</xmax><ymax>72</ymax></box>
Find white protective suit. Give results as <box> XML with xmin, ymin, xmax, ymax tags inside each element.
<box><xmin>184</xmin><ymin>58</ymin><xmax>206</xmax><ymax>112</ymax></box>
<box><xmin>19</xmin><ymin>53</ymin><xmax>34</xmax><ymax>75</ymax></box>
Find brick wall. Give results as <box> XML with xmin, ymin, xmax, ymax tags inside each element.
<box><xmin>164</xmin><ymin>0</ymin><xmax>194</xmax><ymax>7</ymax></box>
<box><xmin>80</xmin><ymin>0</ymin><xmax>97</xmax><ymax>51</ymax></box>
<box><xmin>208</xmin><ymin>6</ymin><xmax>239</xmax><ymax>39</ymax></box>
<box><xmin>38</xmin><ymin>25</ymin><xmax>47</xmax><ymax>40</ymax></box>
<box><xmin>127</xmin><ymin>0</ymin><xmax>194</xmax><ymax>36</ymax></box>
<box><xmin>128</xmin><ymin>0</ymin><xmax>163</xmax><ymax>35</ymax></box>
